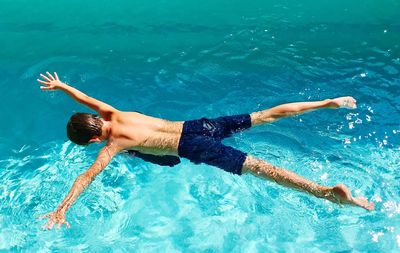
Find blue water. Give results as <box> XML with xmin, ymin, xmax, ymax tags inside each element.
<box><xmin>0</xmin><ymin>0</ymin><xmax>399</xmax><ymax>252</ymax></box>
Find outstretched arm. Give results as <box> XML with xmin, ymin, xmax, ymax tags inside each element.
<box><xmin>37</xmin><ymin>72</ymin><xmax>117</xmax><ymax>119</ymax></box>
<box><xmin>39</xmin><ymin>144</ymin><xmax>119</xmax><ymax>230</ymax></box>
<box><xmin>251</xmin><ymin>97</ymin><xmax>357</xmax><ymax>126</ymax></box>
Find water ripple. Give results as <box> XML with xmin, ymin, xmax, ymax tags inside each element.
<box><xmin>1</xmin><ymin>1</ymin><xmax>400</xmax><ymax>251</ymax></box>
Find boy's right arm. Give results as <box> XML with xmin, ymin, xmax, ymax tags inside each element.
<box><xmin>37</xmin><ymin>71</ymin><xmax>117</xmax><ymax>119</ymax></box>
<box><xmin>39</xmin><ymin>143</ymin><xmax>120</xmax><ymax>230</ymax></box>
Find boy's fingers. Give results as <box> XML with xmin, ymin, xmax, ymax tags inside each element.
<box><xmin>37</xmin><ymin>213</ymin><xmax>50</xmax><ymax>219</ymax></box>
<box><xmin>40</xmin><ymin>74</ymin><xmax>51</xmax><ymax>82</ymax></box>
<box><xmin>42</xmin><ymin>220</ymin><xmax>51</xmax><ymax>230</ymax></box>
<box><xmin>46</xmin><ymin>71</ymin><xmax>55</xmax><ymax>80</ymax></box>
<box><xmin>54</xmin><ymin>72</ymin><xmax>59</xmax><ymax>80</ymax></box>
<box><xmin>64</xmin><ymin>222</ymin><xmax>71</xmax><ymax>228</ymax></box>
<box><xmin>37</xmin><ymin>79</ymin><xmax>49</xmax><ymax>85</ymax></box>
<box><xmin>40</xmin><ymin>86</ymin><xmax>52</xmax><ymax>90</ymax></box>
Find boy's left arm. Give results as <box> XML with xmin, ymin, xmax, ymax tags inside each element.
<box><xmin>39</xmin><ymin>144</ymin><xmax>119</xmax><ymax>230</ymax></box>
<box><xmin>37</xmin><ymin>71</ymin><xmax>117</xmax><ymax>119</ymax></box>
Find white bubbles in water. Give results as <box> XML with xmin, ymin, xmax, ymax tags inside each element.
<box><xmin>385</xmin><ymin>226</ymin><xmax>395</xmax><ymax>233</ymax></box>
<box><xmin>360</xmin><ymin>73</ymin><xmax>367</xmax><ymax>77</ymax></box>
<box><xmin>370</xmin><ymin>231</ymin><xmax>384</xmax><ymax>242</ymax></box>
<box><xmin>383</xmin><ymin>201</ymin><xmax>400</xmax><ymax>218</ymax></box>
<box><xmin>374</xmin><ymin>195</ymin><xmax>383</xmax><ymax>203</ymax></box>
<box><xmin>320</xmin><ymin>172</ymin><xmax>328</xmax><ymax>180</ymax></box>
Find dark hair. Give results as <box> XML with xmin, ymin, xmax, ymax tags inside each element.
<box><xmin>67</xmin><ymin>113</ymin><xmax>103</xmax><ymax>145</ymax></box>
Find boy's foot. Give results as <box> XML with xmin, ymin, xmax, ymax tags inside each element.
<box><xmin>330</xmin><ymin>184</ymin><xmax>375</xmax><ymax>211</ymax></box>
<box><xmin>330</xmin><ymin>96</ymin><xmax>357</xmax><ymax>109</ymax></box>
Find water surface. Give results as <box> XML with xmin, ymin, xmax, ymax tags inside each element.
<box><xmin>0</xmin><ymin>0</ymin><xmax>399</xmax><ymax>252</ymax></box>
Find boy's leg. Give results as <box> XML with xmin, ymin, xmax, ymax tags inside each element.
<box><xmin>250</xmin><ymin>96</ymin><xmax>356</xmax><ymax>126</ymax></box>
<box><xmin>185</xmin><ymin>96</ymin><xmax>356</xmax><ymax>138</ymax></box>
<box><xmin>241</xmin><ymin>155</ymin><xmax>374</xmax><ymax>210</ymax></box>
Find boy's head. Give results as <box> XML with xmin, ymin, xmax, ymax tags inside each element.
<box><xmin>67</xmin><ymin>113</ymin><xmax>104</xmax><ymax>145</ymax></box>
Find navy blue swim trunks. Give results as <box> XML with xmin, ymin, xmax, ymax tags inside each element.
<box><xmin>178</xmin><ymin>114</ymin><xmax>251</xmax><ymax>175</ymax></box>
<box><xmin>127</xmin><ymin>150</ymin><xmax>181</xmax><ymax>167</ymax></box>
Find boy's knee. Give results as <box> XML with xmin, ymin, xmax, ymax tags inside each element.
<box><xmin>242</xmin><ymin>155</ymin><xmax>262</xmax><ymax>173</ymax></box>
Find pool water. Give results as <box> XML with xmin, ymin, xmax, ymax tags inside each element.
<box><xmin>0</xmin><ymin>0</ymin><xmax>399</xmax><ymax>252</ymax></box>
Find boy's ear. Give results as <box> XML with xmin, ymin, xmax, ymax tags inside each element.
<box><xmin>88</xmin><ymin>136</ymin><xmax>102</xmax><ymax>143</ymax></box>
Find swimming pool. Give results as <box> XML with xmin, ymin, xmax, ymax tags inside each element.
<box><xmin>0</xmin><ymin>0</ymin><xmax>399</xmax><ymax>251</ymax></box>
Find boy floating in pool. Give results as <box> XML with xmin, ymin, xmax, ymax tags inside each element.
<box><xmin>37</xmin><ymin>72</ymin><xmax>374</xmax><ymax>230</ymax></box>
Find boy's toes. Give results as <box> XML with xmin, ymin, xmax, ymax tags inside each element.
<box><xmin>366</xmin><ymin>202</ymin><xmax>375</xmax><ymax>211</ymax></box>
<box><xmin>353</xmin><ymin>196</ymin><xmax>375</xmax><ymax>211</ymax></box>
<box><xmin>332</xmin><ymin>96</ymin><xmax>357</xmax><ymax>109</ymax></box>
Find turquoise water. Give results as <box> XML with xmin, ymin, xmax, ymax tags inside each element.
<box><xmin>1</xmin><ymin>0</ymin><xmax>399</xmax><ymax>251</ymax></box>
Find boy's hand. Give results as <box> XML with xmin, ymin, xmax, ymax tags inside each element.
<box><xmin>38</xmin><ymin>210</ymin><xmax>71</xmax><ymax>230</ymax></box>
<box><xmin>37</xmin><ymin>71</ymin><xmax>66</xmax><ymax>90</ymax></box>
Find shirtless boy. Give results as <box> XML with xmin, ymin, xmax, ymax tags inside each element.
<box><xmin>37</xmin><ymin>71</ymin><xmax>374</xmax><ymax>230</ymax></box>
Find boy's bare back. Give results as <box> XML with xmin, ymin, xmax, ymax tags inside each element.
<box><xmin>106</xmin><ymin>111</ymin><xmax>183</xmax><ymax>156</ymax></box>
